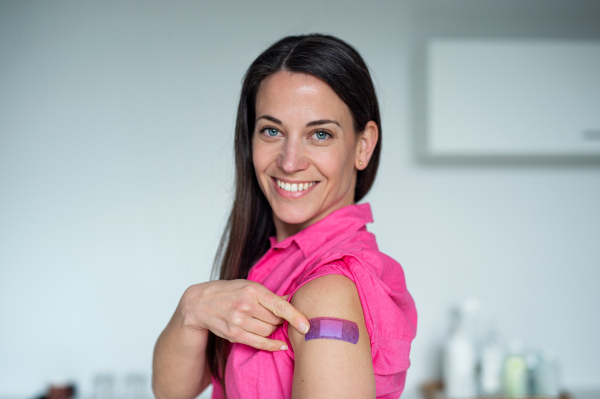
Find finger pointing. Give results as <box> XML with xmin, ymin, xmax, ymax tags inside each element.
<box><xmin>259</xmin><ymin>292</ymin><xmax>309</xmax><ymax>334</ymax></box>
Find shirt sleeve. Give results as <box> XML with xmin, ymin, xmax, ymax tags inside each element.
<box><xmin>281</xmin><ymin>255</ymin><xmax>417</xmax><ymax>399</ymax></box>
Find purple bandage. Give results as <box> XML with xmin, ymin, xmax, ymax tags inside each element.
<box><xmin>305</xmin><ymin>317</ymin><xmax>359</xmax><ymax>344</ymax></box>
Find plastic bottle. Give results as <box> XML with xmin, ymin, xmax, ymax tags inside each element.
<box><xmin>525</xmin><ymin>350</ymin><xmax>540</xmax><ymax>396</ymax></box>
<box><xmin>443</xmin><ymin>306</ymin><xmax>478</xmax><ymax>398</ymax></box>
<box><xmin>478</xmin><ymin>328</ymin><xmax>505</xmax><ymax>396</ymax></box>
<box><xmin>502</xmin><ymin>340</ymin><xmax>528</xmax><ymax>397</ymax></box>
<box><xmin>534</xmin><ymin>349</ymin><xmax>560</xmax><ymax>397</ymax></box>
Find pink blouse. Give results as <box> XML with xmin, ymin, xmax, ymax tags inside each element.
<box><xmin>211</xmin><ymin>203</ymin><xmax>418</xmax><ymax>398</ymax></box>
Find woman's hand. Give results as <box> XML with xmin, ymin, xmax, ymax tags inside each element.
<box><xmin>181</xmin><ymin>279</ymin><xmax>310</xmax><ymax>352</ymax></box>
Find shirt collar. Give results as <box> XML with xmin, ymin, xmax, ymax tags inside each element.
<box><xmin>269</xmin><ymin>203</ymin><xmax>373</xmax><ymax>257</ymax></box>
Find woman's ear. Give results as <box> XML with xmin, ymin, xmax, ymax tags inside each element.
<box><xmin>355</xmin><ymin>121</ymin><xmax>379</xmax><ymax>170</ymax></box>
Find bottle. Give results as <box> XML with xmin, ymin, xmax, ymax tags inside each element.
<box><xmin>478</xmin><ymin>328</ymin><xmax>505</xmax><ymax>396</ymax></box>
<box><xmin>534</xmin><ymin>349</ymin><xmax>560</xmax><ymax>397</ymax></box>
<box><xmin>525</xmin><ymin>350</ymin><xmax>540</xmax><ymax>396</ymax></box>
<box><xmin>502</xmin><ymin>340</ymin><xmax>528</xmax><ymax>397</ymax></box>
<box><xmin>443</xmin><ymin>306</ymin><xmax>478</xmax><ymax>398</ymax></box>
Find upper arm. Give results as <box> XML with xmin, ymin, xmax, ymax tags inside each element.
<box><xmin>288</xmin><ymin>274</ymin><xmax>375</xmax><ymax>399</ymax></box>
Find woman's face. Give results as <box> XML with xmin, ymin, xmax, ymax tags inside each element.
<box><xmin>252</xmin><ymin>71</ymin><xmax>375</xmax><ymax>239</ymax></box>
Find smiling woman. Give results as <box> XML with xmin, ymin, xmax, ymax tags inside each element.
<box><xmin>152</xmin><ymin>34</ymin><xmax>417</xmax><ymax>399</ymax></box>
<box><xmin>253</xmin><ymin>71</ymin><xmax>379</xmax><ymax>239</ymax></box>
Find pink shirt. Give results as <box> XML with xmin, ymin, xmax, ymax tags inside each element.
<box><xmin>211</xmin><ymin>203</ymin><xmax>418</xmax><ymax>398</ymax></box>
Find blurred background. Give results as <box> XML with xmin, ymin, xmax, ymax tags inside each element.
<box><xmin>1</xmin><ymin>0</ymin><xmax>599</xmax><ymax>398</ymax></box>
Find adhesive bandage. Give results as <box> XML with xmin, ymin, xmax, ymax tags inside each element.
<box><xmin>304</xmin><ymin>317</ymin><xmax>359</xmax><ymax>344</ymax></box>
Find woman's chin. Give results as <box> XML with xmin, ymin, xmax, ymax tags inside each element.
<box><xmin>272</xmin><ymin>205</ymin><xmax>317</xmax><ymax>227</ymax></box>
<box><xmin>274</xmin><ymin>214</ymin><xmax>312</xmax><ymax>227</ymax></box>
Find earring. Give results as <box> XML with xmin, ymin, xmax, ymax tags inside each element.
<box><xmin>359</xmin><ymin>161</ymin><xmax>363</xmax><ymax>165</ymax></box>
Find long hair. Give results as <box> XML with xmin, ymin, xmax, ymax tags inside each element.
<box><xmin>206</xmin><ymin>33</ymin><xmax>382</xmax><ymax>396</ymax></box>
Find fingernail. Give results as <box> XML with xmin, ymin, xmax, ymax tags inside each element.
<box><xmin>299</xmin><ymin>322</ymin><xmax>308</xmax><ymax>334</ymax></box>
<box><xmin>280</xmin><ymin>345</ymin><xmax>288</xmax><ymax>351</ymax></box>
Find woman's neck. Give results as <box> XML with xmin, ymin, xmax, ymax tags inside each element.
<box><xmin>273</xmin><ymin>196</ymin><xmax>355</xmax><ymax>243</ymax></box>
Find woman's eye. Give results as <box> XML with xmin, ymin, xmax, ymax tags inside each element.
<box><xmin>265</xmin><ymin>128</ymin><xmax>279</xmax><ymax>136</ymax></box>
<box><xmin>314</xmin><ymin>131</ymin><xmax>330</xmax><ymax>140</ymax></box>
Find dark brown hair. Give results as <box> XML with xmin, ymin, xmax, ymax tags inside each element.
<box><xmin>207</xmin><ymin>33</ymin><xmax>382</xmax><ymax>396</ymax></box>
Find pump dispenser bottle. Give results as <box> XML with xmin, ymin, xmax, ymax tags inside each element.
<box><xmin>443</xmin><ymin>304</ymin><xmax>478</xmax><ymax>398</ymax></box>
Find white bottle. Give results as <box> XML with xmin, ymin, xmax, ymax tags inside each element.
<box><xmin>443</xmin><ymin>308</ymin><xmax>478</xmax><ymax>398</ymax></box>
<box><xmin>478</xmin><ymin>328</ymin><xmax>505</xmax><ymax>396</ymax></box>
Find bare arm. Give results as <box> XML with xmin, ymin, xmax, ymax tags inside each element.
<box><xmin>153</xmin><ymin>280</ymin><xmax>311</xmax><ymax>399</ymax></box>
<box><xmin>288</xmin><ymin>274</ymin><xmax>375</xmax><ymax>399</ymax></box>
<box><xmin>152</xmin><ymin>285</ymin><xmax>212</xmax><ymax>399</ymax></box>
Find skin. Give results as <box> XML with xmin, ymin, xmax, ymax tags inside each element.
<box><xmin>253</xmin><ymin>71</ymin><xmax>377</xmax><ymax>242</ymax></box>
<box><xmin>289</xmin><ymin>274</ymin><xmax>375</xmax><ymax>398</ymax></box>
<box><xmin>152</xmin><ymin>70</ymin><xmax>378</xmax><ymax>399</ymax></box>
<box><xmin>253</xmin><ymin>71</ymin><xmax>379</xmax><ymax>398</ymax></box>
<box><xmin>152</xmin><ymin>281</ymin><xmax>310</xmax><ymax>399</ymax></box>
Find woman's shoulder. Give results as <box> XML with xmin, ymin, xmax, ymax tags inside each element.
<box><xmin>285</xmin><ymin>236</ymin><xmax>418</xmax><ymax>397</ymax></box>
<box><xmin>296</xmin><ymin>230</ymin><xmax>417</xmax><ymax>340</ymax></box>
<box><xmin>307</xmin><ymin>227</ymin><xmax>401</xmax><ymax>280</ymax></box>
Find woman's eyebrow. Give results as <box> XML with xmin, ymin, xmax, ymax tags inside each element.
<box><xmin>256</xmin><ymin>115</ymin><xmax>341</xmax><ymax>128</ymax></box>
<box><xmin>256</xmin><ymin>115</ymin><xmax>282</xmax><ymax>124</ymax></box>
<box><xmin>306</xmin><ymin>119</ymin><xmax>341</xmax><ymax>128</ymax></box>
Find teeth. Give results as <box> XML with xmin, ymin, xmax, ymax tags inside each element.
<box><xmin>276</xmin><ymin>179</ymin><xmax>315</xmax><ymax>192</ymax></box>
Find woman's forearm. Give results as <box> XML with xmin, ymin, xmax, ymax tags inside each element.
<box><xmin>152</xmin><ymin>279</ymin><xmax>305</xmax><ymax>398</ymax></box>
<box><xmin>152</xmin><ymin>288</ymin><xmax>212</xmax><ymax>399</ymax></box>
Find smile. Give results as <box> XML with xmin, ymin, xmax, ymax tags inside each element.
<box><xmin>276</xmin><ymin>179</ymin><xmax>316</xmax><ymax>192</ymax></box>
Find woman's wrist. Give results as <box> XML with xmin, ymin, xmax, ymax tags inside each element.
<box><xmin>178</xmin><ymin>282</ymin><xmax>211</xmax><ymax>333</ymax></box>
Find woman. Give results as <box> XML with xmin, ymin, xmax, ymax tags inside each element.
<box><xmin>152</xmin><ymin>34</ymin><xmax>417</xmax><ymax>399</ymax></box>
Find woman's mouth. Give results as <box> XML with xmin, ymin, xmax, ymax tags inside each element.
<box><xmin>272</xmin><ymin>177</ymin><xmax>318</xmax><ymax>198</ymax></box>
<box><xmin>276</xmin><ymin>179</ymin><xmax>316</xmax><ymax>192</ymax></box>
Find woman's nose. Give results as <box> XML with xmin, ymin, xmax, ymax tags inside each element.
<box><xmin>277</xmin><ymin>137</ymin><xmax>309</xmax><ymax>174</ymax></box>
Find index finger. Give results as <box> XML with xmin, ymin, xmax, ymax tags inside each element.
<box><xmin>258</xmin><ymin>290</ymin><xmax>310</xmax><ymax>335</ymax></box>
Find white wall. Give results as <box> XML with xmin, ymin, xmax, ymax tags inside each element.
<box><xmin>1</xmin><ymin>0</ymin><xmax>599</xmax><ymax>397</ymax></box>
